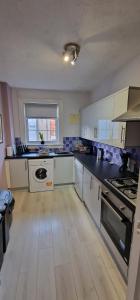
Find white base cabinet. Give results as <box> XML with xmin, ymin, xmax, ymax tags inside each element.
<box><xmin>54</xmin><ymin>156</ymin><xmax>74</xmax><ymax>184</ymax></box>
<box><xmin>83</xmin><ymin>167</ymin><xmax>101</xmax><ymax>228</ymax></box>
<box><xmin>74</xmin><ymin>158</ymin><xmax>84</xmax><ymax>200</ymax></box>
<box><xmin>6</xmin><ymin>159</ymin><xmax>29</xmax><ymax>188</ymax></box>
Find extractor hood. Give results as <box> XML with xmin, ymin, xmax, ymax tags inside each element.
<box><xmin>113</xmin><ymin>103</ymin><xmax>140</xmax><ymax>122</ymax></box>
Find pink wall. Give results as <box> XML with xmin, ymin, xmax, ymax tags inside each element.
<box><xmin>0</xmin><ymin>82</ymin><xmax>14</xmax><ymax>189</ymax></box>
<box><xmin>1</xmin><ymin>83</ymin><xmax>14</xmax><ymax>146</ymax></box>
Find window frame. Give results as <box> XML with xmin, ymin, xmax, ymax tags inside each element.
<box><xmin>17</xmin><ymin>99</ymin><xmax>63</xmax><ymax>146</ymax></box>
<box><xmin>26</xmin><ymin>117</ymin><xmax>60</xmax><ymax>145</ymax></box>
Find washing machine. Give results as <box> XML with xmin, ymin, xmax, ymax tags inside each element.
<box><xmin>28</xmin><ymin>159</ymin><xmax>54</xmax><ymax>192</ymax></box>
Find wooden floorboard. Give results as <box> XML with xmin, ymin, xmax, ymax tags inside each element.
<box><xmin>0</xmin><ymin>186</ymin><xmax>126</xmax><ymax>300</ymax></box>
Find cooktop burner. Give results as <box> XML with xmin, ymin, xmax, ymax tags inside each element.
<box><xmin>105</xmin><ymin>177</ymin><xmax>138</xmax><ymax>202</ymax></box>
<box><xmin>120</xmin><ymin>186</ymin><xmax>137</xmax><ymax>200</ymax></box>
<box><xmin>111</xmin><ymin>178</ymin><xmax>137</xmax><ymax>188</ymax></box>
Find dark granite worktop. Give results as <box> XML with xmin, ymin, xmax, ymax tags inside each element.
<box><xmin>5</xmin><ymin>151</ymin><xmax>136</xmax><ymax>209</ymax></box>
<box><xmin>74</xmin><ymin>153</ymin><xmax>136</xmax><ymax>210</ymax></box>
<box><xmin>5</xmin><ymin>151</ymin><xmax>74</xmax><ymax>159</ymax></box>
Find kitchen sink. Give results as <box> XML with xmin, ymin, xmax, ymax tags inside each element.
<box><xmin>55</xmin><ymin>151</ymin><xmax>72</xmax><ymax>155</ymax></box>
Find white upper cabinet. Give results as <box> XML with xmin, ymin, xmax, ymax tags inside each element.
<box><xmin>97</xmin><ymin>95</ymin><xmax>114</xmax><ymax>146</ymax></box>
<box><xmin>80</xmin><ymin>105</ymin><xmax>95</xmax><ymax>141</ymax></box>
<box><xmin>80</xmin><ymin>87</ymin><xmax>140</xmax><ymax>148</ymax></box>
<box><xmin>112</xmin><ymin>88</ymin><xmax>128</xmax><ymax>148</ymax></box>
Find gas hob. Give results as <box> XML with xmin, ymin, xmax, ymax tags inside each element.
<box><xmin>105</xmin><ymin>177</ymin><xmax>138</xmax><ymax>204</ymax></box>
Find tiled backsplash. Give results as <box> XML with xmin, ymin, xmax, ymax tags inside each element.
<box><xmin>63</xmin><ymin>137</ymin><xmax>80</xmax><ymax>151</ymax></box>
<box><xmin>15</xmin><ymin>135</ymin><xmax>140</xmax><ymax>167</ymax></box>
<box><xmin>93</xmin><ymin>142</ymin><xmax>123</xmax><ymax>166</ymax></box>
<box><xmin>80</xmin><ymin>138</ymin><xmax>140</xmax><ymax>167</ymax></box>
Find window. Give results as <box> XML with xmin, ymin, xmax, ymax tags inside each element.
<box><xmin>25</xmin><ymin>103</ymin><xmax>59</xmax><ymax>144</ymax></box>
<box><xmin>27</xmin><ymin>118</ymin><xmax>58</xmax><ymax>142</ymax></box>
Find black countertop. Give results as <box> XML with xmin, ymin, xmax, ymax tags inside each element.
<box><xmin>74</xmin><ymin>153</ymin><xmax>136</xmax><ymax>211</ymax></box>
<box><xmin>5</xmin><ymin>151</ymin><xmax>136</xmax><ymax>210</ymax></box>
<box><xmin>5</xmin><ymin>152</ymin><xmax>74</xmax><ymax>159</ymax></box>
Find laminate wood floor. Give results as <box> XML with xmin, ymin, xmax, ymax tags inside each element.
<box><xmin>0</xmin><ymin>186</ymin><xmax>126</xmax><ymax>300</ymax></box>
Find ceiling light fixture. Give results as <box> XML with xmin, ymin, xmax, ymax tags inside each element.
<box><xmin>63</xmin><ymin>43</ymin><xmax>80</xmax><ymax>65</ymax></box>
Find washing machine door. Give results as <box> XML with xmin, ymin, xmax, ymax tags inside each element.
<box><xmin>34</xmin><ymin>167</ymin><xmax>47</xmax><ymax>182</ymax></box>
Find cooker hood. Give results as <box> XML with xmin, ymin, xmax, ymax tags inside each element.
<box><xmin>113</xmin><ymin>103</ymin><xmax>140</xmax><ymax>122</ymax></box>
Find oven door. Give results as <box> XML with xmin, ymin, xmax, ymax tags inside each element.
<box><xmin>101</xmin><ymin>195</ymin><xmax>132</xmax><ymax>264</ymax></box>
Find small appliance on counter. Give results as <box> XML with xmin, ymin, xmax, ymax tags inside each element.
<box><xmin>15</xmin><ymin>137</ymin><xmax>29</xmax><ymax>156</ymax></box>
<box><xmin>92</xmin><ymin>146</ymin><xmax>97</xmax><ymax>156</ymax></box>
<box><xmin>16</xmin><ymin>144</ymin><xmax>29</xmax><ymax>155</ymax></box>
<box><xmin>97</xmin><ymin>148</ymin><xmax>104</xmax><ymax>161</ymax></box>
<box><xmin>6</xmin><ymin>145</ymin><xmax>16</xmax><ymax>157</ymax></box>
<box><xmin>6</xmin><ymin>146</ymin><xmax>14</xmax><ymax>157</ymax></box>
<box><xmin>105</xmin><ymin>150</ymin><xmax>113</xmax><ymax>163</ymax></box>
<box><xmin>119</xmin><ymin>151</ymin><xmax>130</xmax><ymax>173</ymax></box>
<box><xmin>73</xmin><ymin>140</ymin><xmax>93</xmax><ymax>154</ymax></box>
<box><xmin>82</xmin><ymin>145</ymin><xmax>93</xmax><ymax>154</ymax></box>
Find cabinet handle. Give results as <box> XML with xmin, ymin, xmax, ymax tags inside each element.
<box><xmin>120</xmin><ymin>126</ymin><xmax>123</xmax><ymax>143</ymax></box>
<box><xmin>54</xmin><ymin>159</ymin><xmax>56</xmax><ymax>168</ymax></box>
<box><xmin>94</xmin><ymin>127</ymin><xmax>98</xmax><ymax>139</ymax></box>
<box><xmin>25</xmin><ymin>160</ymin><xmax>28</xmax><ymax>170</ymax></box>
<box><xmin>122</xmin><ymin>127</ymin><xmax>126</xmax><ymax>144</ymax></box>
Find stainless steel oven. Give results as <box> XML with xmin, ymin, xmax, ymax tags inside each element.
<box><xmin>100</xmin><ymin>185</ymin><xmax>134</xmax><ymax>279</ymax></box>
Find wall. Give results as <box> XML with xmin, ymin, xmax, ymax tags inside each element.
<box><xmin>0</xmin><ymin>83</ymin><xmax>14</xmax><ymax>188</ymax></box>
<box><xmin>1</xmin><ymin>84</ymin><xmax>14</xmax><ymax>146</ymax></box>
<box><xmin>0</xmin><ymin>85</ymin><xmax>6</xmax><ymax>188</ymax></box>
<box><xmin>12</xmin><ymin>88</ymin><xmax>90</xmax><ymax>144</ymax></box>
<box><xmin>91</xmin><ymin>54</ymin><xmax>140</xmax><ymax>102</ymax></box>
<box><xmin>87</xmin><ymin>54</ymin><xmax>140</xmax><ymax>168</ymax></box>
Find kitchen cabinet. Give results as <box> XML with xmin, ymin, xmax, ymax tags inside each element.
<box><xmin>112</xmin><ymin>88</ymin><xmax>128</xmax><ymax>148</ymax></box>
<box><xmin>80</xmin><ymin>105</ymin><xmax>94</xmax><ymax>141</ymax></box>
<box><xmin>83</xmin><ymin>167</ymin><xmax>92</xmax><ymax>208</ymax></box>
<box><xmin>83</xmin><ymin>167</ymin><xmax>101</xmax><ymax>228</ymax></box>
<box><xmin>80</xmin><ymin>87</ymin><xmax>140</xmax><ymax>148</ymax></box>
<box><xmin>97</xmin><ymin>95</ymin><xmax>114</xmax><ymax>146</ymax></box>
<box><xmin>54</xmin><ymin>156</ymin><xmax>74</xmax><ymax>184</ymax></box>
<box><xmin>8</xmin><ymin>159</ymin><xmax>29</xmax><ymax>188</ymax></box>
<box><xmin>74</xmin><ymin>158</ymin><xmax>84</xmax><ymax>200</ymax></box>
<box><xmin>112</xmin><ymin>88</ymin><xmax>140</xmax><ymax>147</ymax></box>
<box><xmin>80</xmin><ymin>95</ymin><xmax>114</xmax><ymax>144</ymax></box>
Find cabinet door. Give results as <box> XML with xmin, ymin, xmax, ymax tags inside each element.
<box><xmin>9</xmin><ymin>159</ymin><xmax>28</xmax><ymax>188</ymax></box>
<box><xmin>97</xmin><ymin>96</ymin><xmax>114</xmax><ymax>145</ymax></box>
<box><xmin>80</xmin><ymin>104</ymin><xmax>95</xmax><ymax>141</ymax></box>
<box><xmin>83</xmin><ymin>167</ymin><xmax>91</xmax><ymax>208</ymax></box>
<box><xmin>83</xmin><ymin>167</ymin><xmax>101</xmax><ymax>228</ymax></box>
<box><xmin>90</xmin><ymin>176</ymin><xmax>101</xmax><ymax>228</ymax></box>
<box><xmin>54</xmin><ymin>157</ymin><xmax>74</xmax><ymax>184</ymax></box>
<box><xmin>112</xmin><ymin>88</ymin><xmax>128</xmax><ymax>148</ymax></box>
<box><xmin>74</xmin><ymin>158</ymin><xmax>83</xmax><ymax>199</ymax></box>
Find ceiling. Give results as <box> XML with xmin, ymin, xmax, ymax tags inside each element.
<box><xmin>0</xmin><ymin>0</ymin><xmax>140</xmax><ymax>91</ymax></box>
